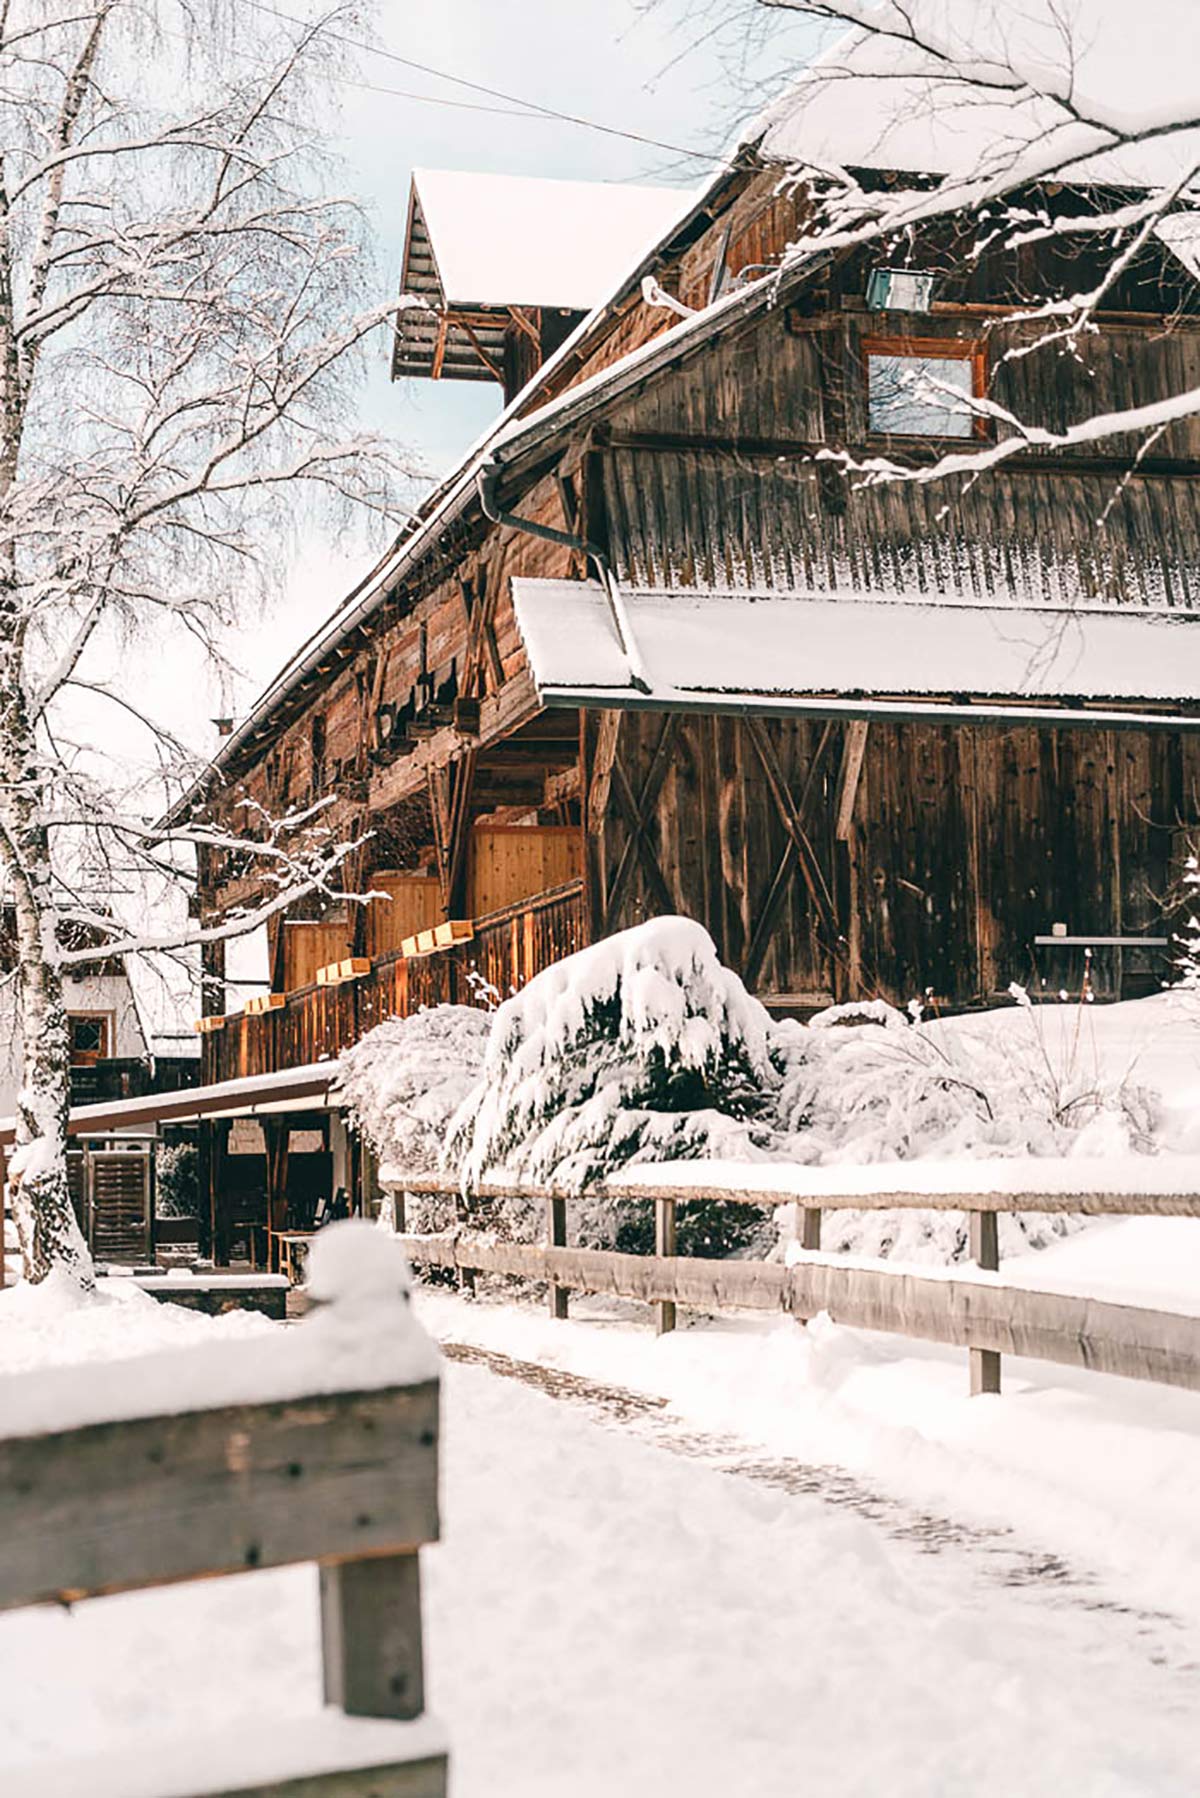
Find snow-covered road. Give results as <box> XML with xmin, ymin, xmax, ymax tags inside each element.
<box><xmin>2</xmin><ymin>1338</ymin><xmax>1197</xmax><ymax>1796</ymax></box>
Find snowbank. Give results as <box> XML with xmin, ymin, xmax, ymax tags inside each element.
<box><xmin>0</xmin><ymin>1222</ymin><xmax>438</xmax><ymax>1440</ymax></box>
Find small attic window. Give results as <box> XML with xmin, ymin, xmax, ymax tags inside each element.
<box><xmin>864</xmin><ymin>336</ymin><xmax>986</xmax><ymax>440</ymax></box>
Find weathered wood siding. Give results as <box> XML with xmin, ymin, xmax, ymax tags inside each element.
<box><xmin>601</xmin><ymin>310</ymin><xmax>1200</xmax><ymax>605</ymax></box>
<box><xmin>595</xmin><ymin>710</ymin><xmax>1187</xmax><ymax>1007</ymax></box>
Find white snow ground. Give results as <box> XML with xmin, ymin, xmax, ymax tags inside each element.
<box><xmin>2</xmin><ymin>1237</ymin><xmax>1200</xmax><ymax>1795</ymax></box>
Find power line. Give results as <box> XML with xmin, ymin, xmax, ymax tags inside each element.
<box><xmin>244</xmin><ymin>0</ymin><xmax>728</xmax><ymax>166</ymax></box>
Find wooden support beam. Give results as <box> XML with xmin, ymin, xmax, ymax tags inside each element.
<box><xmin>835</xmin><ymin>720</ymin><xmax>869</xmax><ymax>841</ymax></box>
<box><xmin>454</xmin><ymin>312</ymin><xmax>506</xmax><ymax>385</ymax></box>
<box><xmin>320</xmin><ymin>1552</ymin><xmax>426</xmax><ymax>1719</ymax></box>
<box><xmin>744</xmin><ymin>722</ymin><xmax>836</xmax><ymax>989</ymax></box>
<box><xmin>801</xmin><ymin>1206</ymin><xmax>822</xmax><ymax>1252</ymax></box>
<box><xmin>426</xmin><ymin>766</ymin><xmax>451</xmax><ymax>903</ymax></box>
<box><xmin>429</xmin><ymin>314</ymin><xmax>449</xmax><ymax>381</ymax></box>
<box><xmin>587</xmin><ymin>710</ymin><xmax>621</xmax><ymax>837</ymax></box>
<box><xmin>745</xmin><ymin>717</ymin><xmax>840</xmax><ymax>944</ymax></box>
<box><xmin>605</xmin><ymin>716</ymin><xmax>679</xmax><ymax>922</ymax></box>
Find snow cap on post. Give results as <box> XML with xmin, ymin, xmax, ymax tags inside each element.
<box><xmin>307</xmin><ymin>1218</ymin><xmax>413</xmax><ymax>1309</ymax></box>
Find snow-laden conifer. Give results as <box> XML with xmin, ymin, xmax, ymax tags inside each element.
<box><xmin>446</xmin><ymin>916</ymin><xmax>780</xmax><ymax>1199</ymax></box>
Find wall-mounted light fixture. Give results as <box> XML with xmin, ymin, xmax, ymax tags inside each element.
<box><xmin>866</xmin><ymin>268</ymin><xmax>937</xmax><ymax>312</ymax></box>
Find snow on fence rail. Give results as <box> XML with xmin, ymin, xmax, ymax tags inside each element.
<box><xmin>0</xmin><ymin>1223</ymin><xmax>446</xmax><ymax>1798</ymax></box>
<box><xmin>384</xmin><ymin>1158</ymin><xmax>1200</xmax><ymax>1399</ymax></box>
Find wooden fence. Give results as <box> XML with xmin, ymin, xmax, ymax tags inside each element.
<box><xmin>385</xmin><ymin>1167</ymin><xmax>1200</xmax><ymax>1399</ymax></box>
<box><xmin>0</xmin><ymin>1236</ymin><xmax>446</xmax><ymax>1797</ymax></box>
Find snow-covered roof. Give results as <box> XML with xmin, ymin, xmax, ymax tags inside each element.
<box><xmin>511</xmin><ymin>578</ymin><xmax>1200</xmax><ymax>719</ymax></box>
<box><xmin>410</xmin><ymin>168</ymin><xmax>689</xmax><ymax>311</ymax></box>
<box><xmin>751</xmin><ymin>3</ymin><xmax>1200</xmax><ymax>195</ymax></box>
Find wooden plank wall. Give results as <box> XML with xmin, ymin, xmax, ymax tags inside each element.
<box><xmin>597</xmin><ymin>710</ymin><xmax>1187</xmax><ymax>1008</ymax></box>
<box><xmin>282</xmin><ymin>920</ymin><xmax>355</xmax><ymax>992</ymax></box>
<box><xmin>601</xmin><ymin>308</ymin><xmax>1200</xmax><ymax>605</ymax></box>
<box><xmin>364</xmin><ymin>874</ymin><xmax>444</xmax><ymax>957</ymax></box>
<box><xmin>468</xmin><ymin>825</ymin><xmax>582</xmax><ymax>918</ymax></box>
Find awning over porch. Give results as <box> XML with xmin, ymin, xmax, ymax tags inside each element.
<box><xmin>0</xmin><ymin>1060</ymin><xmax>343</xmax><ymax>1149</ymax></box>
<box><xmin>511</xmin><ymin>577</ymin><xmax>1200</xmax><ymax>726</ymax></box>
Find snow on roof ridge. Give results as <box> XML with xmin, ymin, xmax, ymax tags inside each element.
<box><xmin>409</xmin><ymin>166</ymin><xmax>692</xmax><ymax>311</ymax></box>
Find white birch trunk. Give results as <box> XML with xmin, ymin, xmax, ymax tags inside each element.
<box><xmin>0</xmin><ymin>665</ymin><xmax>93</xmax><ymax>1288</ymax></box>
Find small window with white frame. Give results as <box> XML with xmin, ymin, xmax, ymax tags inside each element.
<box><xmin>864</xmin><ymin>335</ymin><xmax>986</xmax><ymax>441</ymax></box>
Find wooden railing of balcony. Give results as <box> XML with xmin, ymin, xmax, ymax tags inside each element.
<box><xmin>203</xmin><ymin>880</ymin><xmax>588</xmax><ymax>1085</ymax></box>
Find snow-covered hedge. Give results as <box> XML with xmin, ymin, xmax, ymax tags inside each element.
<box><xmin>770</xmin><ymin>990</ymin><xmax>1157</xmax><ymax>1261</ymax></box>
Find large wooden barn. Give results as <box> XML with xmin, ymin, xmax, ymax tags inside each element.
<box><xmin>171</xmin><ymin>108</ymin><xmax>1200</xmax><ymax>1250</ymax></box>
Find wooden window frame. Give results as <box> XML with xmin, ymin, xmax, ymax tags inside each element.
<box><xmin>68</xmin><ymin>1010</ymin><xmax>114</xmax><ymax>1065</ymax></box>
<box><xmin>862</xmin><ymin>334</ymin><xmax>989</xmax><ymax>443</ymax></box>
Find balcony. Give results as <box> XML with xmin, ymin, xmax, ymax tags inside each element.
<box><xmin>202</xmin><ymin>881</ymin><xmax>588</xmax><ymax>1085</ymax></box>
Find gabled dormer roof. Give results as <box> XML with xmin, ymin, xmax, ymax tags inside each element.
<box><xmin>392</xmin><ymin>168</ymin><xmax>688</xmax><ymax>384</ymax></box>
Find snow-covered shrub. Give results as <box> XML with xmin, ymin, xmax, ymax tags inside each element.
<box><xmin>774</xmin><ymin>989</ymin><xmax>1156</xmax><ymax>1163</ymax></box>
<box><xmin>155</xmin><ymin>1142</ymin><xmax>199</xmax><ymax>1220</ymax></box>
<box><xmin>446</xmin><ymin>918</ymin><xmax>780</xmax><ymax>1248</ymax></box>
<box><xmin>337</xmin><ymin>1006</ymin><xmax>491</xmax><ymax>1215</ymax></box>
<box><xmin>769</xmin><ymin>989</ymin><xmax>1158</xmax><ymax>1262</ymax></box>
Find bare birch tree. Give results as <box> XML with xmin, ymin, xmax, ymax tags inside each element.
<box><xmin>0</xmin><ymin>0</ymin><xmax>413</xmax><ymax>1286</ymax></box>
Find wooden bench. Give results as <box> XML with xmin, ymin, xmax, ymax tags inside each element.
<box><xmin>0</xmin><ymin>1221</ymin><xmax>447</xmax><ymax>1796</ymax></box>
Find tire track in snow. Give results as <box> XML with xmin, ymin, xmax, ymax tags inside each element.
<box><xmin>442</xmin><ymin>1339</ymin><xmax>1195</xmax><ymax>1671</ymax></box>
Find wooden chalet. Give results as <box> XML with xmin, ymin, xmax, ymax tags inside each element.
<box><xmin>170</xmin><ymin>104</ymin><xmax>1200</xmax><ymax>1248</ymax></box>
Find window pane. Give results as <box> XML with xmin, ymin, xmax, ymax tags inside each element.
<box><xmin>868</xmin><ymin>353</ymin><xmax>975</xmax><ymax>438</ymax></box>
<box><xmin>69</xmin><ymin>1016</ymin><xmax>106</xmax><ymax>1055</ymax></box>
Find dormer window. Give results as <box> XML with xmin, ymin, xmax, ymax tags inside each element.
<box><xmin>864</xmin><ymin>336</ymin><xmax>986</xmax><ymax>440</ymax></box>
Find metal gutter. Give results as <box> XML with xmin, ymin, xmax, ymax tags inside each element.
<box><xmin>476</xmin><ymin>464</ymin><xmax>651</xmax><ymax>693</ymax></box>
<box><xmin>535</xmin><ymin>686</ymin><xmax>1200</xmax><ymax>734</ymax></box>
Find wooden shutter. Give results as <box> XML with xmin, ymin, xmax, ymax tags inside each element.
<box><xmin>89</xmin><ymin>1151</ymin><xmax>152</xmax><ymax>1265</ymax></box>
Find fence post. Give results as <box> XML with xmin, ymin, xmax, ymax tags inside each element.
<box><xmin>655</xmin><ymin>1196</ymin><xmax>677</xmax><ymax>1336</ymax></box>
<box><xmin>547</xmin><ymin>1194</ymin><xmax>568</xmax><ymax>1319</ymax></box>
<box><xmin>801</xmin><ymin>1205</ymin><xmax>822</xmax><ymax>1252</ymax></box>
<box><xmin>969</xmin><ymin>1208</ymin><xmax>1001</xmax><ymax>1396</ymax></box>
<box><xmin>320</xmin><ymin>1551</ymin><xmax>426</xmax><ymax>1719</ymax></box>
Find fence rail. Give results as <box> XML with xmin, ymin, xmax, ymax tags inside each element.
<box><xmin>0</xmin><ymin>1225</ymin><xmax>446</xmax><ymax>1797</ymax></box>
<box><xmin>385</xmin><ymin>1164</ymin><xmax>1200</xmax><ymax>1399</ymax></box>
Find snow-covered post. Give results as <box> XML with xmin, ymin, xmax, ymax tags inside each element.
<box><xmin>308</xmin><ymin>1222</ymin><xmax>435</xmax><ymax>1723</ymax></box>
